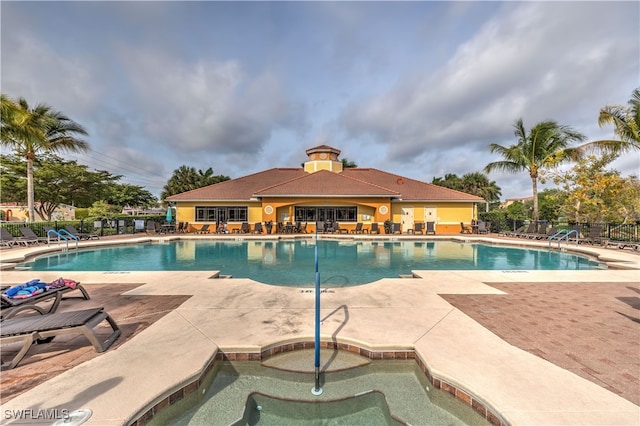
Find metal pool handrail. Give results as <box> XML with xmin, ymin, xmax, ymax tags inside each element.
<box><xmin>48</xmin><ymin>229</ymin><xmax>79</xmax><ymax>252</ymax></box>
<box><xmin>549</xmin><ymin>229</ymin><xmax>578</xmax><ymax>249</ymax></box>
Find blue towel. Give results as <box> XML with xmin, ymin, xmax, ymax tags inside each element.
<box><xmin>5</xmin><ymin>279</ymin><xmax>46</xmax><ymax>297</ymax></box>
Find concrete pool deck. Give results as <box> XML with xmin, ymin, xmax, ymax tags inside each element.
<box><xmin>0</xmin><ymin>235</ymin><xmax>638</xmax><ymax>425</ymax></box>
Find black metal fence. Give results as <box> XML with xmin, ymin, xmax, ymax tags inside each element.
<box><xmin>2</xmin><ymin>218</ymin><xmax>639</xmax><ymax>243</ymax></box>
<box><xmin>0</xmin><ymin>216</ymin><xmax>167</xmax><ymax>238</ymax></box>
<box><xmin>489</xmin><ymin>220</ymin><xmax>639</xmax><ymax>243</ymax></box>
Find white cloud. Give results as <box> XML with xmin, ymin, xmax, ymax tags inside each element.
<box><xmin>1</xmin><ymin>31</ymin><xmax>104</xmax><ymax>116</ymax></box>
<box><xmin>340</xmin><ymin>1</ymin><xmax>638</xmax><ymax>170</ymax></box>
<box><xmin>118</xmin><ymin>46</ymin><xmax>307</xmax><ymax>155</ymax></box>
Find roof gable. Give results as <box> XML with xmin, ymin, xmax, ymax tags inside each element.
<box><xmin>254</xmin><ymin>169</ymin><xmax>399</xmax><ymax>197</ymax></box>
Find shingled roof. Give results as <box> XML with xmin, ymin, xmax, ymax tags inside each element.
<box><xmin>166</xmin><ymin>167</ymin><xmax>483</xmax><ymax>202</ymax></box>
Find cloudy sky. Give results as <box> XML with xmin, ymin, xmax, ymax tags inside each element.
<box><xmin>2</xmin><ymin>1</ymin><xmax>638</xmax><ymax>200</ymax></box>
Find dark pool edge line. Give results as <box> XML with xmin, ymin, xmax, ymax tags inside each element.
<box><xmin>129</xmin><ymin>341</ymin><xmax>509</xmax><ymax>426</ymax></box>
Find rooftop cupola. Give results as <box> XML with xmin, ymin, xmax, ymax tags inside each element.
<box><xmin>304</xmin><ymin>145</ymin><xmax>343</xmax><ymax>173</ymax></box>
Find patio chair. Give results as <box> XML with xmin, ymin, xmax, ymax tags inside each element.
<box><xmin>253</xmin><ymin>222</ymin><xmax>263</xmax><ymax>234</ymax></box>
<box><xmin>392</xmin><ymin>223</ymin><xmax>402</xmax><ymax>234</ymax></box>
<box><xmin>532</xmin><ymin>224</ymin><xmax>553</xmax><ymax>240</ymax></box>
<box><xmin>425</xmin><ymin>222</ymin><xmax>436</xmax><ymax>235</ymax></box>
<box><xmin>351</xmin><ymin>223</ymin><xmax>364</xmax><ymax>234</ymax></box>
<box><xmin>369</xmin><ymin>223</ymin><xmax>380</xmax><ymax>234</ymax></box>
<box><xmin>409</xmin><ymin>223</ymin><xmax>424</xmax><ymax>234</ymax></box>
<box><xmin>580</xmin><ymin>225</ymin><xmax>608</xmax><ymax>246</ymax></box>
<box><xmin>196</xmin><ymin>224</ymin><xmax>211</xmax><ymax>234</ymax></box>
<box><xmin>315</xmin><ymin>221</ymin><xmax>325</xmax><ymax>233</ymax></box>
<box><xmin>460</xmin><ymin>222</ymin><xmax>472</xmax><ymax>234</ymax></box>
<box><xmin>477</xmin><ymin>221</ymin><xmax>490</xmax><ymax>234</ymax></box>
<box><xmin>64</xmin><ymin>225</ymin><xmax>99</xmax><ymax>240</ymax></box>
<box><xmin>1</xmin><ymin>279</ymin><xmax>91</xmax><ymax>320</ymax></box>
<box><xmin>240</xmin><ymin>222</ymin><xmax>251</xmax><ymax>234</ymax></box>
<box><xmin>516</xmin><ymin>222</ymin><xmax>537</xmax><ymax>238</ymax></box>
<box><xmin>505</xmin><ymin>225</ymin><xmax>525</xmax><ymax>237</ymax></box>
<box><xmin>0</xmin><ymin>228</ymin><xmax>30</xmax><ymax>247</ymax></box>
<box><xmin>0</xmin><ymin>307</ymin><xmax>120</xmax><ymax>370</ymax></box>
<box><xmin>19</xmin><ymin>227</ymin><xmax>49</xmax><ymax>245</ymax></box>
<box><xmin>334</xmin><ymin>222</ymin><xmax>349</xmax><ymax>234</ymax></box>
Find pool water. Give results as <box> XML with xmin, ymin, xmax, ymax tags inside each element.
<box><xmin>235</xmin><ymin>391</ymin><xmax>404</xmax><ymax>425</ymax></box>
<box><xmin>148</xmin><ymin>357</ymin><xmax>490</xmax><ymax>426</ymax></box>
<box><xmin>22</xmin><ymin>240</ymin><xmax>603</xmax><ymax>286</ymax></box>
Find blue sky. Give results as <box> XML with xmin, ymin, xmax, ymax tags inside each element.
<box><xmin>2</xmin><ymin>1</ymin><xmax>638</xmax><ymax>200</ymax></box>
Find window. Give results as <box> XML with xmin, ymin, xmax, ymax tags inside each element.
<box><xmin>195</xmin><ymin>206</ymin><xmax>247</xmax><ymax>222</ymax></box>
<box><xmin>294</xmin><ymin>206</ymin><xmax>357</xmax><ymax>222</ymax></box>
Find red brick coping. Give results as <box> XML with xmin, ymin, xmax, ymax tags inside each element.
<box><xmin>132</xmin><ymin>341</ymin><xmax>508</xmax><ymax>426</ymax></box>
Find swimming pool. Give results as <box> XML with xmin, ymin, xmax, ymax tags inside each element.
<box><xmin>21</xmin><ymin>240</ymin><xmax>603</xmax><ymax>286</ymax></box>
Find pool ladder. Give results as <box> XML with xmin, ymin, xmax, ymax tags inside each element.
<box><xmin>47</xmin><ymin>229</ymin><xmax>79</xmax><ymax>252</ymax></box>
<box><xmin>548</xmin><ymin>229</ymin><xmax>578</xmax><ymax>249</ymax></box>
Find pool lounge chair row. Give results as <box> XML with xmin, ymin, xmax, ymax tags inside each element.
<box><xmin>0</xmin><ymin>226</ymin><xmax>99</xmax><ymax>248</ymax></box>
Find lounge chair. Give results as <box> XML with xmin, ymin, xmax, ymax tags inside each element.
<box><xmin>425</xmin><ymin>221</ymin><xmax>436</xmax><ymax>235</ymax></box>
<box><xmin>240</xmin><ymin>222</ymin><xmax>251</xmax><ymax>234</ymax></box>
<box><xmin>538</xmin><ymin>225</ymin><xmax>558</xmax><ymax>240</ymax></box>
<box><xmin>19</xmin><ymin>227</ymin><xmax>48</xmax><ymax>245</ymax></box>
<box><xmin>516</xmin><ymin>222</ymin><xmax>537</xmax><ymax>238</ymax></box>
<box><xmin>460</xmin><ymin>222</ymin><xmax>472</xmax><ymax>234</ymax></box>
<box><xmin>195</xmin><ymin>224</ymin><xmax>211</xmax><ymax>234</ymax></box>
<box><xmin>1</xmin><ymin>228</ymin><xmax>17</xmax><ymax>247</ymax></box>
<box><xmin>334</xmin><ymin>222</ymin><xmax>348</xmax><ymax>234</ymax></box>
<box><xmin>409</xmin><ymin>223</ymin><xmax>424</xmax><ymax>235</ymax></box>
<box><xmin>1</xmin><ymin>307</ymin><xmax>120</xmax><ymax>370</ymax></box>
<box><xmin>392</xmin><ymin>223</ymin><xmax>402</xmax><ymax>234</ymax></box>
<box><xmin>369</xmin><ymin>223</ymin><xmax>380</xmax><ymax>234</ymax></box>
<box><xmin>315</xmin><ymin>221</ymin><xmax>325</xmax><ymax>233</ymax></box>
<box><xmin>580</xmin><ymin>225</ymin><xmax>608</xmax><ymax>246</ymax></box>
<box><xmin>351</xmin><ymin>223</ymin><xmax>364</xmax><ymax>234</ymax></box>
<box><xmin>504</xmin><ymin>226</ymin><xmax>524</xmax><ymax>237</ymax></box>
<box><xmin>567</xmin><ymin>224</ymin><xmax>584</xmax><ymax>243</ymax></box>
<box><xmin>299</xmin><ymin>222</ymin><xmax>308</xmax><ymax>234</ymax></box>
<box><xmin>1</xmin><ymin>279</ymin><xmax>91</xmax><ymax>320</ymax></box>
<box><xmin>253</xmin><ymin>222</ymin><xmax>263</xmax><ymax>234</ymax></box>
<box><xmin>0</xmin><ymin>228</ymin><xmax>31</xmax><ymax>247</ymax></box>
<box><xmin>64</xmin><ymin>225</ymin><xmax>99</xmax><ymax>240</ymax></box>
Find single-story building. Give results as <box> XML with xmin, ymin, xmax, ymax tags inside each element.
<box><xmin>166</xmin><ymin>145</ymin><xmax>484</xmax><ymax>234</ymax></box>
<box><xmin>0</xmin><ymin>202</ymin><xmax>76</xmax><ymax>222</ymax></box>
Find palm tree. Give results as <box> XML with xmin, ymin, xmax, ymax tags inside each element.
<box><xmin>161</xmin><ymin>165</ymin><xmax>230</xmax><ymax>200</ymax></box>
<box><xmin>460</xmin><ymin>172</ymin><xmax>502</xmax><ymax>204</ymax></box>
<box><xmin>484</xmin><ymin>118</ymin><xmax>585</xmax><ymax>221</ymax></box>
<box><xmin>587</xmin><ymin>88</ymin><xmax>640</xmax><ymax>154</ymax></box>
<box><xmin>1</xmin><ymin>95</ymin><xmax>89</xmax><ymax>221</ymax></box>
